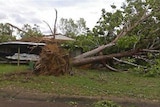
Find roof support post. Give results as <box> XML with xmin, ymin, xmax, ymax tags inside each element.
<box><xmin>17</xmin><ymin>47</ymin><xmax>20</xmax><ymax>66</ymax></box>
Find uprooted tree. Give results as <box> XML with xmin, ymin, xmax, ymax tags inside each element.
<box><xmin>5</xmin><ymin>0</ymin><xmax>160</xmax><ymax>76</ymax></box>
<box><xmin>35</xmin><ymin>0</ymin><xmax>160</xmax><ymax>76</ymax></box>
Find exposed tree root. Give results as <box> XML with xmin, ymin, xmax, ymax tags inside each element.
<box><xmin>33</xmin><ymin>44</ymin><xmax>70</xmax><ymax>76</ymax></box>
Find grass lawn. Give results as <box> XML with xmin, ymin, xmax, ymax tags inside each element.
<box><xmin>0</xmin><ymin>64</ymin><xmax>160</xmax><ymax>101</ymax></box>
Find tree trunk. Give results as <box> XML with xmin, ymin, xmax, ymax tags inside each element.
<box><xmin>72</xmin><ymin>49</ymin><xmax>139</xmax><ymax>66</ymax></box>
<box><xmin>74</xmin><ymin>43</ymin><xmax>115</xmax><ymax>59</ymax></box>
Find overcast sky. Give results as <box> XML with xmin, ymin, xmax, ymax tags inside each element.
<box><xmin>0</xmin><ymin>0</ymin><xmax>125</xmax><ymax>34</ymax></box>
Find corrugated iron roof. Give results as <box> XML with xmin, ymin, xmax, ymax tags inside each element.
<box><xmin>43</xmin><ymin>34</ymin><xmax>75</xmax><ymax>41</ymax></box>
<box><xmin>0</xmin><ymin>41</ymin><xmax>46</xmax><ymax>46</ymax></box>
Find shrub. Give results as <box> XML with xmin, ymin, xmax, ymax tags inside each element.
<box><xmin>132</xmin><ymin>59</ymin><xmax>160</xmax><ymax>77</ymax></box>
<box><xmin>145</xmin><ymin>59</ymin><xmax>160</xmax><ymax>77</ymax></box>
<box><xmin>94</xmin><ymin>100</ymin><xmax>121</xmax><ymax>107</ymax></box>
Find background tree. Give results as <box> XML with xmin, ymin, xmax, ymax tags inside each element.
<box><xmin>20</xmin><ymin>24</ymin><xmax>43</xmax><ymax>39</ymax></box>
<box><xmin>59</xmin><ymin>18</ymin><xmax>88</xmax><ymax>38</ymax></box>
<box><xmin>0</xmin><ymin>23</ymin><xmax>16</xmax><ymax>42</ymax></box>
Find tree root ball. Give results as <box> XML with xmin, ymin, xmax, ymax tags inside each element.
<box><xmin>33</xmin><ymin>44</ymin><xmax>70</xmax><ymax>76</ymax></box>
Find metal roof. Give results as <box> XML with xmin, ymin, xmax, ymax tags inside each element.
<box><xmin>43</xmin><ymin>34</ymin><xmax>75</xmax><ymax>41</ymax></box>
<box><xmin>0</xmin><ymin>41</ymin><xmax>46</xmax><ymax>46</ymax></box>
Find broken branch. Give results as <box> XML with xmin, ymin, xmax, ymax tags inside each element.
<box><xmin>113</xmin><ymin>57</ymin><xmax>142</xmax><ymax>67</ymax></box>
<box><xmin>105</xmin><ymin>64</ymin><xmax>119</xmax><ymax>72</ymax></box>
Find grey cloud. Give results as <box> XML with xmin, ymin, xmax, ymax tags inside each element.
<box><xmin>11</xmin><ymin>13</ymin><xmax>42</xmax><ymax>25</ymax></box>
<box><xmin>29</xmin><ymin>18</ymin><xmax>42</xmax><ymax>24</ymax></box>
<box><xmin>90</xmin><ymin>11</ymin><xmax>98</xmax><ymax>14</ymax></box>
<box><xmin>42</xmin><ymin>29</ymin><xmax>51</xmax><ymax>34</ymax></box>
<box><xmin>0</xmin><ymin>13</ymin><xmax>7</xmax><ymax>19</ymax></box>
<box><xmin>26</xmin><ymin>0</ymin><xmax>92</xmax><ymax>8</ymax></box>
<box><xmin>10</xmin><ymin>14</ymin><xmax>26</xmax><ymax>23</ymax></box>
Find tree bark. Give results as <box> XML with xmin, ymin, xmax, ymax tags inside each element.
<box><xmin>105</xmin><ymin>64</ymin><xmax>119</xmax><ymax>72</ymax></box>
<box><xmin>72</xmin><ymin>49</ymin><xmax>139</xmax><ymax>66</ymax></box>
<box><xmin>74</xmin><ymin>43</ymin><xmax>115</xmax><ymax>59</ymax></box>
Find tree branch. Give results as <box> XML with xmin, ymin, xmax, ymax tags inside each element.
<box><xmin>53</xmin><ymin>9</ymin><xmax>58</xmax><ymax>39</ymax></box>
<box><xmin>113</xmin><ymin>57</ymin><xmax>142</xmax><ymax>67</ymax></box>
<box><xmin>43</xmin><ymin>21</ymin><xmax>55</xmax><ymax>37</ymax></box>
<box><xmin>105</xmin><ymin>64</ymin><xmax>119</xmax><ymax>72</ymax></box>
<box><xmin>133</xmin><ymin>55</ymin><xmax>154</xmax><ymax>64</ymax></box>
<box><xmin>142</xmin><ymin>49</ymin><xmax>160</xmax><ymax>53</ymax></box>
<box><xmin>6</xmin><ymin>23</ymin><xmax>27</xmax><ymax>34</ymax></box>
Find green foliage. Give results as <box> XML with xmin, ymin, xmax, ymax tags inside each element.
<box><xmin>68</xmin><ymin>101</ymin><xmax>78</xmax><ymax>106</ymax></box>
<box><xmin>0</xmin><ymin>35</ymin><xmax>16</xmax><ymax>42</ymax></box>
<box><xmin>111</xmin><ymin>4</ymin><xmax>116</xmax><ymax>9</ymax></box>
<box><xmin>20</xmin><ymin>24</ymin><xmax>43</xmax><ymax>38</ymax></box>
<box><xmin>0</xmin><ymin>23</ymin><xmax>16</xmax><ymax>42</ymax></box>
<box><xmin>146</xmin><ymin>59</ymin><xmax>160</xmax><ymax>77</ymax></box>
<box><xmin>75</xmin><ymin>34</ymin><xmax>102</xmax><ymax>52</ymax></box>
<box><xmin>0</xmin><ymin>64</ymin><xmax>28</xmax><ymax>74</ymax></box>
<box><xmin>117</xmin><ymin>35</ymin><xmax>139</xmax><ymax>49</ymax></box>
<box><xmin>62</xmin><ymin>34</ymin><xmax>102</xmax><ymax>52</ymax></box>
<box><xmin>132</xmin><ymin>67</ymin><xmax>147</xmax><ymax>75</ymax></box>
<box><xmin>132</xmin><ymin>59</ymin><xmax>160</xmax><ymax>77</ymax></box>
<box><xmin>94</xmin><ymin>100</ymin><xmax>121</xmax><ymax>107</ymax></box>
<box><xmin>61</xmin><ymin>0</ymin><xmax>160</xmax><ymax>57</ymax></box>
<box><xmin>59</xmin><ymin>18</ymin><xmax>88</xmax><ymax>37</ymax></box>
<box><xmin>0</xmin><ymin>23</ymin><xmax>12</xmax><ymax>35</ymax></box>
<box><xmin>92</xmin><ymin>8</ymin><xmax>123</xmax><ymax>42</ymax></box>
<box><xmin>91</xmin><ymin>0</ymin><xmax>160</xmax><ymax>50</ymax></box>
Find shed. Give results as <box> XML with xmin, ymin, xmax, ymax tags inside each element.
<box><xmin>0</xmin><ymin>41</ymin><xmax>45</xmax><ymax>64</ymax></box>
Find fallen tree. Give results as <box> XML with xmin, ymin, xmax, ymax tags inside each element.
<box><xmin>35</xmin><ymin>0</ymin><xmax>159</xmax><ymax>75</ymax></box>
<box><xmin>71</xmin><ymin>0</ymin><xmax>160</xmax><ymax>72</ymax></box>
<box><xmin>6</xmin><ymin>0</ymin><xmax>160</xmax><ymax>76</ymax></box>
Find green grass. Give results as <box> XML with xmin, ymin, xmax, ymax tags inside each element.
<box><xmin>0</xmin><ymin>64</ymin><xmax>160</xmax><ymax>101</ymax></box>
<box><xmin>0</xmin><ymin>64</ymin><xmax>28</xmax><ymax>74</ymax></box>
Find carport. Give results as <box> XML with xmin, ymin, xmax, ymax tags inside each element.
<box><xmin>0</xmin><ymin>41</ymin><xmax>45</xmax><ymax>65</ymax></box>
